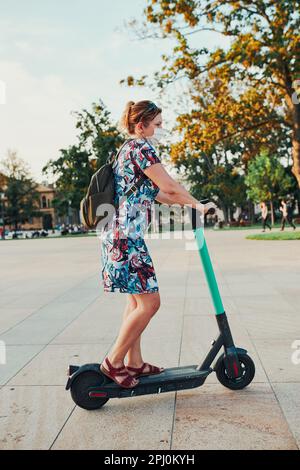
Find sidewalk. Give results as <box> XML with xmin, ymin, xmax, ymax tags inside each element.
<box><xmin>0</xmin><ymin>229</ymin><xmax>299</xmax><ymax>449</ymax></box>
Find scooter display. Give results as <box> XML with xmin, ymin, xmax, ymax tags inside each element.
<box><xmin>66</xmin><ymin>203</ymin><xmax>255</xmax><ymax>410</ymax></box>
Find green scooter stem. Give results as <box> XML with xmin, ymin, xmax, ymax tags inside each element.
<box><xmin>194</xmin><ymin>227</ymin><xmax>225</xmax><ymax>315</ymax></box>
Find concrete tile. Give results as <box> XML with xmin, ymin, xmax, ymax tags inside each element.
<box><xmin>0</xmin><ymin>293</ymin><xmax>58</xmax><ymax>310</ymax></box>
<box><xmin>0</xmin><ymin>307</ymin><xmax>37</xmax><ymax>334</ymax></box>
<box><xmin>230</xmin><ymin>294</ymin><xmax>296</xmax><ymax>315</ymax></box>
<box><xmin>253</xmin><ymin>338</ymin><xmax>300</xmax><ymax>383</ymax></box>
<box><xmin>185</xmin><ymin>282</ymin><xmax>232</xmax><ymax>299</ymax></box>
<box><xmin>172</xmin><ymin>383</ymin><xmax>298</xmax><ymax>449</ymax></box>
<box><xmin>52</xmin><ymin>393</ymin><xmax>175</xmax><ymax>450</ymax></box>
<box><xmin>52</xmin><ymin>304</ymin><xmax>123</xmax><ymax>344</ymax></box>
<box><xmin>1</xmin><ymin>229</ymin><xmax>299</xmax><ymax>449</ymax></box>
<box><xmin>0</xmin><ymin>296</ymin><xmax>101</xmax><ymax>345</ymax></box>
<box><xmin>272</xmin><ymin>383</ymin><xmax>300</xmax><ymax>448</ymax></box>
<box><xmin>0</xmin><ymin>345</ymin><xmax>43</xmax><ymax>386</ymax></box>
<box><xmin>184</xmin><ymin>296</ymin><xmax>240</xmax><ymax>315</ymax></box>
<box><xmin>6</xmin><ymin>343</ymin><xmax>112</xmax><ymax>386</ymax></box>
<box><xmin>227</xmin><ymin>283</ymin><xmax>279</xmax><ymax>296</ymax></box>
<box><xmin>281</xmin><ymin>294</ymin><xmax>300</xmax><ymax>313</ymax></box>
<box><xmin>239</xmin><ymin>312</ymin><xmax>300</xmax><ymax>339</ymax></box>
<box><xmin>0</xmin><ymin>385</ymin><xmax>74</xmax><ymax>449</ymax></box>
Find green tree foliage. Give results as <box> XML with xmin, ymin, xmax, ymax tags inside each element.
<box><xmin>0</xmin><ymin>150</ymin><xmax>42</xmax><ymax>231</ymax></box>
<box><xmin>175</xmin><ymin>147</ymin><xmax>247</xmax><ymax>223</ymax></box>
<box><xmin>42</xmin><ymin>100</ymin><xmax>123</xmax><ymax>218</ymax></box>
<box><xmin>42</xmin><ymin>145</ymin><xmax>93</xmax><ymax>218</ymax></box>
<box><xmin>245</xmin><ymin>149</ymin><xmax>294</xmax><ymax>223</ymax></box>
<box><xmin>123</xmin><ymin>0</ymin><xmax>300</xmax><ymax>186</ymax></box>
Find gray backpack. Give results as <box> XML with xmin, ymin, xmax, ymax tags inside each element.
<box><xmin>80</xmin><ymin>138</ymin><xmax>147</xmax><ymax>230</ymax></box>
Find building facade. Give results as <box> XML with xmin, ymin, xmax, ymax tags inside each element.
<box><xmin>0</xmin><ymin>173</ymin><xmax>58</xmax><ymax>230</ymax></box>
<box><xmin>22</xmin><ymin>183</ymin><xmax>57</xmax><ymax>230</ymax></box>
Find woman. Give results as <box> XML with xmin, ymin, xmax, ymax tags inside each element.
<box><xmin>280</xmin><ymin>199</ymin><xmax>296</xmax><ymax>231</ymax></box>
<box><xmin>100</xmin><ymin>100</ymin><xmax>212</xmax><ymax>389</ymax></box>
<box><xmin>260</xmin><ymin>201</ymin><xmax>271</xmax><ymax>232</ymax></box>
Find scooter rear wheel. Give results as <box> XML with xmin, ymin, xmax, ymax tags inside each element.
<box><xmin>215</xmin><ymin>353</ymin><xmax>255</xmax><ymax>390</ymax></box>
<box><xmin>70</xmin><ymin>371</ymin><xmax>109</xmax><ymax>410</ymax></box>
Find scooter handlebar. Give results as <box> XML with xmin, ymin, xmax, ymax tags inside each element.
<box><xmin>189</xmin><ymin>200</ymin><xmax>216</xmax><ymax>230</ymax></box>
<box><xmin>200</xmin><ymin>199</ymin><xmax>216</xmax><ymax>216</ymax></box>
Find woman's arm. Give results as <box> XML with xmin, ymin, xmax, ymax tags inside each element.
<box><xmin>144</xmin><ymin>163</ymin><xmax>211</xmax><ymax>214</ymax></box>
<box><xmin>155</xmin><ymin>190</ymin><xmax>180</xmax><ymax>205</ymax></box>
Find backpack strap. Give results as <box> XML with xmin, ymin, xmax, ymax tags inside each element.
<box><xmin>124</xmin><ymin>173</ymin><xmax>148</xmax><ymax>197</ymax></box>
<box><xmin>107</xmin><ymin>138</ymin><xmax>134</xmax><ymax>165</ymax></box>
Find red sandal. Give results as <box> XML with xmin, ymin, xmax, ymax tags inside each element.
<box><xmin>126</xmin><ymin>362</ymin><xmax>165</xmax><ymax>378</ymax></box>
<box><xmin>100</xmin><ymin>357</ymin><xmax>140</xmax><ymax>389</ymax></box>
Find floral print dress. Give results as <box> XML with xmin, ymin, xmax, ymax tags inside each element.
<box><xmin>100</xmin><ymin>138</ymin><xmax>161</xmax><ymax>294</ymax></box>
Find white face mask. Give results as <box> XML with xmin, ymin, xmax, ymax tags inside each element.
<box><xmin>148</xmin><ymin>127</ymin><xmax>169</xmax><ymax>146</ymax></box>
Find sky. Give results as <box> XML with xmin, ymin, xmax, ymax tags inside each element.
<box><xmin>0</xmin><ymin>0</ymin><xmax>225</xmax><ymax>182</ymax></box>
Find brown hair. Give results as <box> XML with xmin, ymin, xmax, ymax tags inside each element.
<box><xmin>118</xmin><ymin>100</ymin><xmax>162</xmax><ymax>136</ymax></box>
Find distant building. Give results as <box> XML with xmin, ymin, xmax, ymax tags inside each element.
<box><xmin>0</xmin><ymin>173</ymin><xmax>58</xmax><ymax>230</ymax></box>
<box><xmin>23</xmin><ymin>182</ymin><xmax>57</xmax><ymax>230</ymax></box>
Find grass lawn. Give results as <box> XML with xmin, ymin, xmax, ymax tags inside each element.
<box><xmin>246</xmin><ymin>231</ymin><xmax>300</xmax><ymax>240</ymax></box>
<box><xmin>212</xmin><ymin>223</ymin><xmax>298</xmax><ymax>231</ymax></box>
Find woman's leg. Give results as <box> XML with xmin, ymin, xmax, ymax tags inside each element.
<box><xmin>122</xmin><ymin>294</ymin><xmax>144</xmax><ymax>366</ymax></box>
<box><xmin>106</xmin><ymin>291</ymin><xmax>160</xmax><ymax>368</ymax></box>
<box><xmin>287</xmin><ymin>215</ymin><xmax>296</xmax><ymax>229</ymax></box>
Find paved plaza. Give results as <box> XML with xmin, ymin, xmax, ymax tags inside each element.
<box><xmin>0</xmin><ymin>229</ymin><xmax>299</xmax><ymax>450</ymax></box>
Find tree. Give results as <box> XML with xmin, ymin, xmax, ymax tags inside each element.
<box><xmin>169</xmin><ymin>72</ymin><xmax>291</xmax><ymax>168</ymax></box>
<box><xmin>42</xmin><ymin>145</ymin><xmax>93</xmax><ymax>221</ymax></box>
<box><xmin>245</xmin><ymin>149</ymin><xmax>294</xmax><ymax>224</ymax></box>
<box><xmin>0</xmin><ymin>150</ymin><xmax>42</xmax><ymax>231</ymax></box>
<box><xmin>122</xmin><ymin>0</ymin><xmax>300</xmax><ymax>186</ymax></box>
<box><xmin>72</xmin><ymin>100</ymin><xmax>124</xmax><ymax>163</ymax></box>
<box><xmin>42</xmin><ymin>100</ymin><xmax>124</xmax><ymax>220</ymax></box>
<box><xmin>175</xmin><ymin>146</ymin><xmax>247</xmax><ymax>223</ymax></box>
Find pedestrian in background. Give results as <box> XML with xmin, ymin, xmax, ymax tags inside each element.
<box><xmin>260</xmin><ymin>202</ymin><xmax>271</xmax><ymax>232</ymax></box>
<box><xmin>280</xmin><ymin>199</ymin><xmax>296</xmax><ymax>231</ymax></box>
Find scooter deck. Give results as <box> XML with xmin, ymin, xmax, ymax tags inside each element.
<box><xmin>68</xmin><ymin>364</ymin><xmax>214</xmax><ymax>398</ymax></box>
<box><xmin>109</xmin><ymin>365</ymin><xmax>213</xmax><ymax>398</ymax></box>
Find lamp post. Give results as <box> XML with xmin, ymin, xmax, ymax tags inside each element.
<box><xmin>0</xmin><ymin>192</ymin><xmax>5</xmax><ymax>240</ymax></box>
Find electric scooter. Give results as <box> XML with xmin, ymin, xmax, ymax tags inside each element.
<box><xmin>66</xmin><ymin>203</ymin><xmax>255</xmax><ymax>410</ymax></box>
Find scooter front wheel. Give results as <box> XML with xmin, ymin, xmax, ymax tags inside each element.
<box><xmin>215</xmin><ymin>353</ymin><xmax>255</xmax><ymax>390</ymax></box>
<box><xmin>70</xmin><ymin>371</ymin><xmax>109</xmax><ymax>410</ymax></box>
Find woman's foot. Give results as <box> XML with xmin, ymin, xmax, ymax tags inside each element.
<box><xmin>126</xmin><ymin>361</ymin><xmax>165</xmax><ymax>378</ymax></box>
<box><xmin>100</xmin><ymin>356</ymin><xmax>140</xmax><ymax>389</ymax></box>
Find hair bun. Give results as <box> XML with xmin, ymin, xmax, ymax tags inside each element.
<box><xmin>127</xmin><ymin>101</ymin><xmax>135</xmax><ymax>109</ymax></box>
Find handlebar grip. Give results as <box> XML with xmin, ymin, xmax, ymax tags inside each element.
<box><xmin>188</xmin><ymin>203</ymin><xmax>216</xmax><ymax>229</ymax></box>
<box><xmin>188</xmin><ymin>207</ymin><xmax>203</xmax><ymax>230</ymax></box>
<box><xmin>199</xmin><ymin>199</ymin><xmax>216</xmax><ymax>216</ymax></box>
<box><xmin>206</xmin><ymin>208</ymin><xmax>216</xmax><ymax>215</ymax></box>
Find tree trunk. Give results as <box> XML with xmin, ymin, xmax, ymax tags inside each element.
<box><xmin>270</xmin><ymin>200</ymin><xmax>275</xmax><ymax>225</ymax></box>
<box><xmin>219</xmin><ymin>201</ymin><xmax>229</xmax><ymax>223</ymax></box>
<box><xmin>229</xmin><ymin>206</ymin><xmax>235</xmax><ymax>222</ymax></box>
<box><xmin>296</xmin><ymin>188</ymin><xmax>300</xmax><ymax>216</ymax></box>
<box><xmin>291</xmin><ymin>102</ymin><xmax>300</xmax><ymax>188</ymax></box>
<box><xmin>248</xmin><ymin>200</ymin><xmax>255</xmax><ymax>224</ymax></box>
<box><xmin>283</xmin><ymin>63</ymin><xmax>300</xmax><ymax>188</ymax></box>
